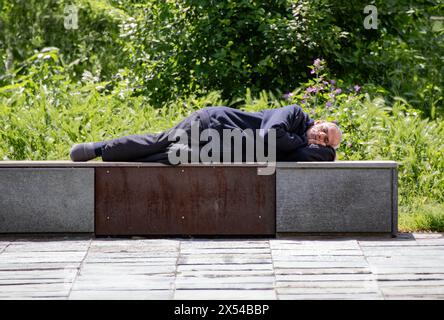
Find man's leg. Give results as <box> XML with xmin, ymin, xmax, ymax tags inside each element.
<box><xmin>69</xmin><ymin>111</ymin><xmax>203</xmax><ymax>162</ymax></box>
<box><xmin>69</xmin><ymin>132</ymin><xmax>168</xmax><ymax>162</ymax></box>
<box><xmin>101</xmin><ymin>111</ymin><xmax>205</xmax><ymax>161</ymax></box>
<box><xmin>100</xmin><ymin>133</ymin><xmax>169</xmax><ymax>161</ymax></box>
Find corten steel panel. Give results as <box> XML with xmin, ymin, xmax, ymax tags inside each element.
<box><xmin>95</xmin><ymin>167</ymin><xmax>275</xmax><ymax>236</ymax></box>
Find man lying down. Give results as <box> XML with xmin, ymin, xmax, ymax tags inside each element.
<box><xmin>69</xmin><ymin>104</ymin><xmax>342</xmax><ymax>164</ymax></box>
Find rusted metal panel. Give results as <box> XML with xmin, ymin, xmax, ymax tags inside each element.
<box><xmin>95</xmin><ymin>167</ymin><xmax>275</xmax><ymax>236</ymax></box>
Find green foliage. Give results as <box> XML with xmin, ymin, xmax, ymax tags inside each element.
<box><xmin>400</xmin><ymin>202</ymin><xmax>444</xmax><ymax>232</ymax></box>
<box><xmin>1</xmin><ymin>0</ymin><xmax>442</xmax><ymax>115</ymax></box>
<box><xmin>327</xmin><ymin>0</ymin><xmax>444</xmax><ymax>119</ymax></box>
<box><xmin>119</xmin><ymin>0</ymin><xmax>443</xmax><ymax>115</ymax></box>
<box><xmin>123</xmin><ymin>0</ymin><xmax>343</xmax><ymax>103</ymax></box>
<box><xmin>0</xmin><ymin>0</ymin><xmax>131</xmax><ymax>85</ymax></box>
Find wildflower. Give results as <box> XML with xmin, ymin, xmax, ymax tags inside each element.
<box><xmin>282</xmin><ymin>92</ymin><xmax>294</xmax><ymax>100</ymax></box>
<box><xmin>326</xmin><ymin>101</ymin><xmax>332</xmax><ymax>108</ymax></box>
<box><xmin>306</xmin><ymin>87</ymin><xmax>317</xmax><ymax>93</ymax></box>
<box><xmin>330</xmin><ymin>80</ymin><xmax>336</xmax><ymax>85</ymax></box>
<box><xmin>354</xmin><ymin>85</ymin><xmax>361</xmax><ymax>92</ymax></box>
<box><xmin>311</xmin><ymin>58</ymin><xmax>325</xmax><ymax>74</ymax></box>
<box><xmin>335</xmin><ymin>88</ymin><xmax>342</xmax><ymax>94</ymax></box>
<box><xmin>328</xmin><ymin>93</ymin><xmax>335</xmax><ymax>99</ymax></box>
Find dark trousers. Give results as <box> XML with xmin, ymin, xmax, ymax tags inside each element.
<box><xmin>101</xmin><ymin>110</ymin><xmax>204</xmax><ymax>163</ymax></box>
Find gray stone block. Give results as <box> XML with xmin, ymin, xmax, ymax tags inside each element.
<box><xmin>277</xmin><ymin>168</ymin><xmax>396</xmax><ymax>233</ymax></box>
<box><xmin>0</xmin><ymin>168</ymin><xmax>94</xmax><ymax>233</ymax></box>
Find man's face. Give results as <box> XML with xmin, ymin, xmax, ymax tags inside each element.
<box><xmin>306</xmin><ymin>122</ymin><xmax>341</xmax><ymax>148</ymax></box>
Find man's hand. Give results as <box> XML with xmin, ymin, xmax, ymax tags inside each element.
<box><xmin>308</xmin><ymin>138</ymin><xmax>326</xmax><ymax>147</ymax></box>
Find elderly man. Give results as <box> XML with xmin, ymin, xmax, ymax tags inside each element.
<box><xmin>70</xmin><ymin>104</ymin><xmax>341</xmax><ymax>163</ymax></box>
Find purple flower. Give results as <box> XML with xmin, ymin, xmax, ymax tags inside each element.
<box><xmin>335</xmin><ymin>88</ymin><xmax>342</xmax><ymax>94</ymax></box>
<box><xmin>311</xmin><ymin>58</ymin><xmax>325</xmax><ymax>74</ymax></box>
<box><xmin>329</xmin><ymin>93</ymin><xmax>335</xmax><ymax>99</ymax></box>
<box><xmin>323</xmin><ymin>81</ymin><xmax>329</xmax><ymax>85</ymax></box>
<box><xmin>301</xmin><ymin>99</ymin><xmax>306</xmax><ymax>104</ymax></box>
<box><xmin>306</xmin><ymin>87</ymin><xmax>317</xmax><ymax>93</ymax></box>
<box><xmin>330</xmin><ymin>80</ymin><xmax>336</xmax><ymax>85</ymax></box>
<box><xmin>326</xmin><ymin>101</ymin><xmax>332</xmax><ymax>108</ymax></box>
<box><xmin>303</xmin><ymin>94</ymin><xmax>308</xmax><ymax>99</ymax></box>
<box><xmin>354</xmin><ymin>85</ymin><xmax>361</xmax><ymax>92</ymax></box>
<box><xmin>282</xmin><ymin>92</ymin><xmax>294</xmax><ymax>100</ymax></box>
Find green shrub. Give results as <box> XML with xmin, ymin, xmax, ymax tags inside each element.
<box><xmin>0</xmin><ymin>0</ymin><xmax>131</xmax><ymax>85</ymax></box>
<box><xmin>1</xmin><ymin>0</ymin><xmax>442</xmax><ymax>116</ymax></box>
<box><xmin>123</xmin><ymin>0</ymin><xmax>342</xmax><ymax>103</ymax></box>
<box><xmin>328</xmin><ymin>0</ymin><xmax>444</xmax><ymax>119</ymax></box>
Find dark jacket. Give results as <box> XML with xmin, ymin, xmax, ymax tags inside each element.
<box><xmin>279</xmin><ymin>143</ymin><xmax>336</xmax><ymax>161</ymax></box>
<box><xmin>199</xmin><ymin>105</ymin><xmax>312</xmax><ymax>151</ymax></box>
<box><xmin>197</xmin><ymin>105</ymin><xmax>335</xmax><ymax>162</ymax></box>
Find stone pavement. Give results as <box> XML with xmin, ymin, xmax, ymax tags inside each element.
<box><xmin>0</xmin><ymin>233</ymin><xmax>443</xmax><ymax>300</ymax></box>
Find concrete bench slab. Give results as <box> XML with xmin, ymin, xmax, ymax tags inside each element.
<box><xmin>0</xmin><ymin>167</ymin><xmax>94</xmax><ymax>233</ymax></box>
<box><xmin>276</xmin><ymin>161</ymin><xmax>397</xmax><ymax>235</ymax></box>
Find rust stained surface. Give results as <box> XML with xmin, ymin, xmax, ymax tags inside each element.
<box><xmin>95</xmin><ymin>167</ymin><xmax>275</xmax><ymax>236</ymax></box>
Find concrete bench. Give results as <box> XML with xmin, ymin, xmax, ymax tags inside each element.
<box><xmin>0</xmin><ymin>161</ymin><xmax>397</xmax><ymax>236</ymax></box>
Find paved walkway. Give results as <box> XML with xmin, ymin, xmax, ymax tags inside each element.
<box><xmin>0</xmin><ymin>233</ymin><xmax>443</xmax><ymax>300</ymax></box>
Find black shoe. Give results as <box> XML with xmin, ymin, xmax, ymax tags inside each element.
<box><xmin>70</xmin><ymin>143</ymin><xmax>97</xmax><ymax>162</ymax></box>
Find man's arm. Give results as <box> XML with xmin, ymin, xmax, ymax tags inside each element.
<box><xmin>259</xmin><ymin>105</ymin><xmax>308</xmax><ymax>152</ymax></box>
<box><xmin>279</xmin><ymin>144</ymin><xmax>336</xmax><ymax>162</ymax></box>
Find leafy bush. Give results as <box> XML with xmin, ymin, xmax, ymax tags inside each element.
<box><xmin>123</xmin><ymin>0</ymin><xmax>343</xmax><ymax>103</ymax></box>
<box><xmin>119</xmin><ymin>0</ymin><xmax>444</xmax><ymax>116</ymax></box>
<box><xmin>1</xmin><ymin>0</ymin><xmax>442</xmax><ymax>116</ymax></box>
<box><xmin>327</xmin><ymin>0</ymin><xmax>444</xmax><ymax>119</ymax></box>
<box><xmin>0</xmin><ymin>0</ymin><xmax>131</xmax><ymax>85</ymax></box>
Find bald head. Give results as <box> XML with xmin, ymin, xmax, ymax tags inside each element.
<box><xmin>306</xmin><ymin>120</ymin><xmax>342</xmax><ymax>149</ymax></box>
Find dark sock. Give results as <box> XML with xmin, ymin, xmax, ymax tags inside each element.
<box><xmin>93</xmin><ymin>142</ymin><xmax>104</xmax><ymax>156</ymax></box>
